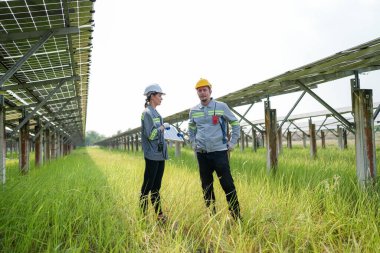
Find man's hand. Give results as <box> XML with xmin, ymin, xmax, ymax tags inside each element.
<box><xmin>227</xmin><ymin>142</ymin><xmax>235</xmax><ymax>151</ymax></box>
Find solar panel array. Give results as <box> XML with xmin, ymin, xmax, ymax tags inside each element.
<box><xmin>0</xmin><ymin>0</ymin><xmax>94</xmax><ymax>144</ymax></box>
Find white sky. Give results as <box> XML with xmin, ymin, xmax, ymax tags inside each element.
<box><xmin>86</xmin><ymin>0</ymin><xmax>380</xmax><ymax>137</ymax></box>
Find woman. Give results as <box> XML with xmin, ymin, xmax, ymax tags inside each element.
<box><xmin>140</xmin><ymin>83</ymin><xmax>168</xmax><ymax>222</ymax></box>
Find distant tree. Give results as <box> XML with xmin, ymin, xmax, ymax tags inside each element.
<box><xmin>85</xmin><ymin>130</ymin><xmax>106</xmax><ymax>146</ymax></box>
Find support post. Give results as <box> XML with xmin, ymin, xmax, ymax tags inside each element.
<box><xmin>135</xmin><ymin>134</ymin><xmax>139</xmax><ymax>151</ymax></box>
<box><xmin>287</xmin><ymin>131</ymin><xmax>292</xmax><ymax>149</ymax></box>
<box><xmin>302</xmin><ymin>132</ymin><xmax>307</xmax><ymax>148</ymax></box>
<box><xmin>264</xmin><ymin>101</ymin><xmax>278</xmax><ymax>173</ymax></box>
<box><xmin>252</xmin><ymin>128</ymin><xmax>257</xmax><ymax>152</ymax></box>
<box><xmin>44</xmin><ymin>129</ymin><xmax>50</xmax><ymax>162</ymax></box>
<box><xmin>51</xmin><ymin>132</ymin><xmax>56</xmax><ymax>159</ymax></box>
<box><xmin>19</xmin><ymin>113</ymin><xmax>29</xmax><ymax>174</ymax></box>
<box><xmin>277</xmin><ymin>124</ymin><xmax>283</xmax><ymax>155</ymax></box>
<box><xmin>321</xmin><ymin>130</ymin><xmax>326</xmax><ymax>149</ymax></box>
<box><xmin>309</xmin><ymin>119</ymin><xmax>317</xmax><ymax>159</ymax></box>
<box><xmin>337</xmin><ymin>126</ymin><xmax>343</xmax><ymax>149</ymax></box>
<box><xmin>240</xmin><ymin>128</ymin><xmax>244</xmax><ymax>151</ymax></box>
<box><xmin>35</xmin><ymin>120</ymin><xmax>43</xmax><ymax>167</ymax></box>
<box><xmin>353</xmin><ymin>89</ymin><xmax>376</xmax><ymax>185</ymax></box>
<box><xmin>175</xmin><ymin>141</ymin><xmax>181</xmax><ymax>157</ymax></box>
<box><xmin>0</xmin><ymin>95</ymin><xmax>5</xmax><ymax>184</ymax></box>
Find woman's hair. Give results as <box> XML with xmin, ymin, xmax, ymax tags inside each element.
<box><xmin>144</xmin><ymin>92</ymin><xmax>158</xmax><ymax>108</ymax></box>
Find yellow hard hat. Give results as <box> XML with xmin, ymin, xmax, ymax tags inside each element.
<box><xmin>195</xmin><ymin>78</ymin><xmax>212</xmax><ymax>89</ymax></box>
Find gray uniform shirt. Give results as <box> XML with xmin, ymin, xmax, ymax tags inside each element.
<box><xmin>141</xmin><ymin>105</ymin><xmax>168</xmax><ymax>161</ymax></box>
<box><xmin>188</xmin><ymin>99</ymin><xmax>240</xmax><ymax>152</ymax></box>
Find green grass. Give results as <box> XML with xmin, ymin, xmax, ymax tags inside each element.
<box><xmin>0</xmin><ymin>146</ymin><xmax>379</xmax><ymax>252</ymax></box>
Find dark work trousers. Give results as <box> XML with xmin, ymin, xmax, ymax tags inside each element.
<box><xmin>140</xmin><ymin>158</ymin><xmax>165</xmax><ymax>215</ymax></box>
<box><xmin>196</xmin><ymin>150</ymin><xmax>241</xmax><ymax>219</ymax></box>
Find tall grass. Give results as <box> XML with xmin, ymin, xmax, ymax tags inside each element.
<box><xmin>0</xmin><ymin>145</ymin><xmax>379</xmax><ymax>252</ymax></box>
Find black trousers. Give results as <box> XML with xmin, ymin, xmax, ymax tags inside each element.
<box><xmin>140</xmin><ymin>158</ymin><xmax>165</xmax><ymax>215</ymax></box>
<box><xmin>196</xmin><ymin>150</ymin><xmax>241</xmax><ymax>219</ymax></box>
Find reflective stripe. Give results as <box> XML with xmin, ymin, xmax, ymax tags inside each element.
<box><xmin>192</xmin><ymin>112</ymin><xmax>204</xmax><ymax>118</ymax></box>
<box><xmin>230</xmin><ymin>120</ymin><xmax>239</xmax><ymax>126</ymax></box>
<box><xmin>208</xmin><ymin>110</ymin><xmax>224</xmax><ymax>116</ymax></box>
<box><xmin>141</xmin><ymin>113</ymin><xmax>144</xmax><ymax>120</ymax></box>
<box><xmin>189</xmin><ymin>125</ymin><xmax>197</xmax><ymax>130</ymax></box>
<box><xmin>153</xmin><ymin>117</ymin><xmax>161</xmax><ymax>123</ymax></box>
<box><xmin>149</xmin><ymin>129</ymin><xmax>158</xmax><ymax>140</ymax></box>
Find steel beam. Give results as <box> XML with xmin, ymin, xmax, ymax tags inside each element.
<box><xmin>278</xmin><ymin>91</ymin><xmax>306</xmax><ymax>130</ymax></box>
<box><xmin>0</xmin><ymin>27</ymin><xmax>79</xmax><ymax>43</ymax></box>
<box><xmin>0</xmin><ymin>30</ymin><xmax>54</xmax><ymax>86</ymax></box>
<box><xmin>297</xmin><ymin>81</ymin><xmax>355</xmax><ymax>133</ymax></box>
<box><xmin>0</xmin><ymin>76</ymin><xmax>75</xmax><ymax>91</ymax></box>
<box><xmin>10</xmin><ymin>76</ymin><xmax>76</xmax><ymax>135</ymax></box>
<box><xmin>238</xmin><ymin>103</ymin><xmax>254</xmax><ymax>123</ymax></box>
<box><xmin>230</xmin><ymin>107</ymin><xmax>264</xmax><ymax>134</ymax></box>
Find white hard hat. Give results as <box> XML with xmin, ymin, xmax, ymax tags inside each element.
<box><xmin>143</xmin><ymin>83</ymin><xmax>165</xmax><ymax>96</ymax></box>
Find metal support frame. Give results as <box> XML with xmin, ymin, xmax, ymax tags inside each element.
<box><xmin>0</xmin><ymin>27</ymin><xmax>79</xmax><ymax>43</ymax></box>
<box><xmin>321</xmin><ymin>130</ymin><xmax>326</xmax><ymax>149</ymax></box>
<box><xmin>0</xmin><ymin>30</ymin><xmax>54</xmax><ymax>86</ymax></box>
<box><xmin>238</xmin><ymin>103</ymin><xmax>254</xmax><ymax>123</ymax></box>
<box><xmin>230</xmin><ymin>107</ymin><xmax>264</xmax><ymax>134</ymax></box>
<box><xmin>278</xmin><ymin>91</ymin><xmax>306</xmax><ymax>130</ymax></box>
<box><xmin>11</xmin><ymin>76</ymin><xmax>76</xmax><ymax>136</ymax></box>
<box><xmin>297</xmin><ymin>81</ymin><xmax>354</xmax><ymax>134</ymax></box>
<box><xmin>316</xmin><ymin>116</ymin><xmax>329</xmax><ymax>135</ymax></box>
<box><xmin>264</xmin><ymin>101</ymin><xmax>278</xmax><ymax>172</ymax></box>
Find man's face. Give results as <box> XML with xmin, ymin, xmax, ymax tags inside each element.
<box><xmin>196</xmin><ymin>86</ymin><xmax>211</xmax><ymax>103</ymax></box>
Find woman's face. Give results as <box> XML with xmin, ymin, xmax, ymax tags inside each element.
<box><xmin>150</xmin><ymin>93</ymin><xmax>163</xmax><ymax>107</ymax></box>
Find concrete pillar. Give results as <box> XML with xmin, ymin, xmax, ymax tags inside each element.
<box><xmin>309</xmin><ymin>119</ymin><xmax>317</xmax><ymax>159</ymax></box>
<box><xmin>19</xmin><ymin>115</ymin><xmax>29</xmax><ymax>174</ymax></box>
<box><xmin>353</xmin><ymin>89</ymin><xmax>376</xmax><ymax>185</ymax></box>
<box><xmin>245</xmin><ymin>135</ymin><xmax>249</xmax><ymax>149</ymax></box>
<box><xmin>34</xmin><ymin>122</ymin><xmax>43</xmax><ymax>167</ymax></box>
<box><xmin>264</xmin><ymin>101</ymin><xmax>278</xmax><ymax>173</ymax></box>
<box><xmin>287</xmin><ymin>131</ymin><xmax>292</xmax><ymax>149</ymax></box>
<box><xmin>337</xmin><ymin>126</ymin><xmax>343</xmax><ymax>149</ymax></box>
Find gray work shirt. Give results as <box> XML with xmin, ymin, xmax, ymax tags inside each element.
<box><xmin>188</xmin><ymin>99</ymin><xmax>240</xmax><ymax>153</ymax></box>
<box><xmin>141</xmin><ymin>105</ymin><xmax>168</xmax><ymax>161</ymax></box>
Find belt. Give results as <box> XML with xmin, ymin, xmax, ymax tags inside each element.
<box><xmin>197</xmin><ymin>149</ymin><xmax>208</xmax><ymax>154</ymax></box>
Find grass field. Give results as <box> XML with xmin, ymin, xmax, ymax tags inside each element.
<box><xmin>0</xmin><ymin>146</ymin><xmax>379</xmax><ymax>252</ymax></box>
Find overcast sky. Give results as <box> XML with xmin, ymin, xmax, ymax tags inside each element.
<box><xmin>86</xmin><ymin>0</ymin><xmax>380</xmax><ymax>137</ymax></box>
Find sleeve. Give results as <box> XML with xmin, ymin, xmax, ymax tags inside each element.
<box><xmin>142</xmin><ymin>111</ymin><xmax>159</xmax><ymax>141</ymax></box>
<box><xmin>188</xmin><ymin>109</ymin><xmax>197</xmax><ymax>145</ymax></box>
<box><xmin>222</xmin><ymin>103</ymin><xmax>240</xmax><ymax>145</ymax></box>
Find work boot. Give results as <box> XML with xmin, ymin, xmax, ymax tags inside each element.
<box><xmin>157</xmin><ymin>213</ymin><xmax>168</xmax><ymax>224</ymax></box>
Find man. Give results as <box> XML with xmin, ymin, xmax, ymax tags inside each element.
<box><xmin>188</xmin><ymin>78</ymin><xmax>242</xmax><ymax>220</ymax></box>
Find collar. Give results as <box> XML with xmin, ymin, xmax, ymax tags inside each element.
<box><xmin>198</xmin><ymin>98</ymin><xmax>215</xmax><ymax>109</ymax></box>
